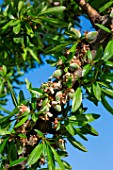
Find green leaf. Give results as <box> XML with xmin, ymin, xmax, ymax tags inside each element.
<box><xmin>44</xmin><ymin>42</ymin><xmax>70</xmax><ymax>54</ymax></box>
<box><xmin>92</xmin><ymin>82</ymin><xmax>101</xmax><ymax>101</ymax></box>
<box><xmin>39</xmin><ymin>6</ymin><xmax>66</xmax><ymax>15</ymax></box>
<box><xmin>25</xmin><ymin>22</ymin><xmax>34</xmax><ymax>37</ymax></box>
<box><xmin>81</xmin><ymin>124</ymin><xmax>99</xmax><ymax>136</ymax></box>
<box><xmin>68</xmin><ymin>136</ymin><xmax>87</xmax><ymax>152</ymax></box>
<box><xmin>27</xmin><ymin>143</ymin><xmax>43</xmax><ymax>166</ymax></box>
<box><xmin>2</xmin><ymin>20</ymin><xmax>20</xmax><ymax>31</ymax></box>
<box><xmin>13</xmin><ymin>23</ymin><xmax>21</xmax><ymax>34</ymax></box>
<box><xmin>82</xmin><ymin>64</ymin><xmax>91</xmax><ymax>76</ymax></box>
<box><xmin>69</xmin><ymin>114</ymin><xmax>100</xmax><ymax>123</ymax></box>
<box><xmin>95</xmin><ymin>23</ymin><xmax>111</xmax><ymax>33</ymax></box>
<box><xmin>46</xmin><ymin>144</ymin><xmax>55</xmax><ymax>170</ymax></box>
<box><xmin>0</xmin><ymin>129</ymin><xmax>11</xmax><ymax>135</ymax></box>
<box><xmin>105</xmin><ymin>61</ymin><xmax>113</xmax><ymax>67</ymax></box>
<box><xmin>28</xmin><ymin>48</ymin><xmax>41</xmax><ymax>63</ymax></box>
<box><xmin>18</xmin><ymin>133</ymin><xmax>27</xmax><ymax>138</ymax></box>
<box><xmin>62</xmin><ymin>160</ymin><xmax>72</xmax><ymax>169</ymax></box>
<box><xmin>101</xmin><ymin>94</ymin><xmax>113</xmax><ymax>115</ymax></box>
<box><xmin>65</xmin><ymin>121</ymin><xmax>75</xmax><ymax>136</ymax></box>
<box><xmin>18</xmin><ymin>1</ymin><xmax>24</xmax><ymax>12</ymax></box>
<box><xmin>75</xmin><ymin>128</ymin><xmax>88</xmax><ymax>141</ymax></box>
<box><xmin>101</xmin><ymin>88</ymin><xmax>113</xmax><ymax>98</ymax></box>
<box><xmin>100</xmin><ymin>73</ymin><xmax>113</xmax><ymax>83</ymax></box>
<box><xmin>0</xmin><ymin>106</ymin><xmax>11</xmax><ymax>114</ymax></box>
<box><xmin>35</xmin><ymin>129</ymin><xmax>44</xmax><ymax>138</ymax></box>
<box><xmin>10</xmin><ymin>157</ymin><xmax>27</xmax><ymax>167</ymax></box>
<box><xmin>0</xmin><ymin>137</ymin><xmax>9</xmax><ymax>154</ymax></box>
<box><xmin>72</xmin><ymin>87</ymin><xmax>82</xmax><ymax>112</ymax></box>
<box><xmin>38</xmin><ymin>16</ymin><xmax>67</xmax><ymax>26</ymax></box>
<box><xmin>99</xmin><ymin>1</ymin><xmax>113</xmax><ymax>12</ymax></box>
<box><xmin>51</xmin><ymin>147</ymin><xmax>65</xmax><ymax>170</ymax></box>
<box><xmin>18</xmin><ymin>90</ymin><xmax>25</xmax><ymax>103</ymax></box>
<box><xmin>10</xmin><ymin>88</ymin><xmax>18</xmax><ymax>107</ymax></box>
<box><xmin>15</xmin><ymin>115</ymin><xmax>29</xmax><ymax>128</ymax></box>
<box><xmin>102</xmin><ymin>40</ymin><xmax>113</xmax><ymax>61</ymax></box>
<box><xmin>29</xmin><ymin>87</ymin><xmax>44</xmax><ymax>96</ymax></box>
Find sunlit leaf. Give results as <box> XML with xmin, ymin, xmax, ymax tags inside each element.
<box><xmin>39</xmin><ymin>6</ymin><xmax>66</xmax><ymax>15</ymax></box>
<box><xmin>101</xmin><ymin>94</ymin><xmax>113</xmax><ymax>115</ymax></box>
<box><xmin>81</xmin><ymin>124</ymin><xmax>99</xmax><ymax>136</ymax></box>
<box><xmin>72</xmin><ymin>87</ymin><xmax>82</xmax><ymax>112</ymax></box>
<box><xmin>0</xmin><ymin>137</ymin><xmax>9</xmax><ymax>154</ymax></box>
<box><xmin>10</xmin><ymin>157</ymin><xmax>27</xmax><ymax>167</ymax></box>
<box><xmin>51</xmin><ymin>146</ymin><xmax>65</xmax><ymax>170</ymax></box>
<box><xmin>46</xmin><ymin>143</ymin><xmax>55</xmax><ymax>170</ymax></box>
<box><xmin>82</xmin><ymin>64</ymin><xmax>91</xmax><ymax>76</ymax></box>
<box><xmin>92</xmin><ymin>82</ymin><xmax>101</xmax><ymax>101</ymax></box>
<box><xmin>102</xmin><ymin>40</ymin><xmax>113</xmax><ymax>61</ymax></box>
<box><xmin>15</xmin><ymin>115</ymin><xmax>29</xmax><ymax>128</ymax></box>
<box><xmin>13</xmin><ymin>22</ymin><xmax>21</xmax><ymax>34</ymax></box>
<box><xmin>68</xmin><ymin>136</ymin><xmax>87</xmax><ymax>152</ymax></box>
<box><xmin>95</xmin><ymin>23</ymin><xmax>111</xmax><ymax>33</ymax></box>
<box><xmin>27</xmin><ymin>143</ymin><xmax>43</xmax><ymax>166</ymax></box>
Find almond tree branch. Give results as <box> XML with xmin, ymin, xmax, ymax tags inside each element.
<box><xmin>76</xmin><ymin>0</ymin><xmax>101</xmax><ymax>26</ymax></box>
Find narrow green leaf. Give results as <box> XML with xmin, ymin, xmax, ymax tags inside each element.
<box><xmin>95</xmin><ymin>23</ymin><xmax>111</xmax><ymax>33</ymax></box>
<box><xmin>100</xmin><ymin>73</ymin><xmax>113</xmax><ymax>83</ymax></box>
<box><xmin>38</xmin><ymin>17</ymin><xmax>67</xmax><ymax>26</ymax></box>
<box><xmin>27</xmin><ymin>143</ymin><xmax>43</xmax><ymax>166</ymax></box>
<box><xmin>46</xmin><ymin>144</ymin><xmax>55</xmax><ymax>170</ymax></box>
<box><xmin>102</xmin><ymin>40</ymin><xmax>113</xmax><ymax>61</ymax></box>
<box><xmin>28</xmin><ymin>48</ymin><xmax>41</xmax><ymax>63</ymax></box>
<box><xmin>15</xmin><ymin>115</ymin><xmax>29</xmax><ymax>128</ymax></box>
<box><xmin>99</xmin><ymin>1</ymin><xmax>113</xmax><ymax>12</ymax></box>
<box><xmin>0</xmin><ymin>137</ymin><xmax>9</xmax><ymax>154</ymax></box>
<box><xmin>75</xmin><ymin>128</ymin><xmax>88</xmax><ymax>141</ymax></box>
<box><xmin>81</xmin><ymin>124</ymin><xmax>99</xmax><ymax>136</ymax></box>
<box><xmin>69</xmin><ymin>114</ymin><xmax>100</xmax><ymax>123</ymax></box>
<box><xmin>10</xmin><ymin>157</ymin><xmax>27</xmax><ymax>166</ymax></box>
<box><xmin>72</xmin><ymin>87</ymin><xmax>82</xmax><ymax>112</ymax></box>
<box><xmin>101</xmin><ymin>88</ymin><xmax>113</xmax><ymax>98</ymax></box>
<box><xmin>18</xmin><ymin>90</ymin><xmax>25</xmax><ymax>103</ymax></box>
<box><xmin>92</xmin><ymin>82</ymin><xmax>101</xmax><ymax>101</ymax></box>
<box><xmin>82</xmin><ymin>64</ymin><xmax>91</xmax><ymax>76</ymax></box>
<box><xmin>35</xmin><ymin>129</ymin><xmax>44</xmax><ymax>138</ymax></box>
<box><xmin>10</xmin><ymin>88</ymin><xmax>18</xmax><ymax>107</ymax></box>
<box><xmin>51</xmin><ymin>147</ymin><xmax>65</xmax><ymax>170</ymax></box>
<box><xmin>65</xmin><ymin>121</ymin><xmax>75</xmax><ymax>136</ymax></box>
<box><xmin>62</xmin><ymin>160</ymin><xmax>72</xmax><ymax>169</ymax></box>
<box><xmin>44</xmin><ymin>42</ymin><xmax>70</xmax><ymax>54</ymax></box>
<box><xmin>68</xmin><ymin>136</ymin><xmax>87</xmax><ymax>152</ymax></box>
<box><xmin>101</xmin><ymin>94</ymin><xmax>113</xmax><ymax>115</ymax></box>
<box><xmin>29</xmin><ymin>87</ymin><xmax>44</xmax><ymax>96</ymax></box>
<box><xmin>39</xmin><ymin>6</ymin><xmax>66</xmax><ymax>15</ymax></box>
<box><xmin>0</xmin><ymin>106</ymin><xmax>11</xmax><ymax>114</ymax></box>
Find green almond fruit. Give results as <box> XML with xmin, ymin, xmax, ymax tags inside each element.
<box><xmin>52</xmin><ymin>69</ymin><xmax>63</xmax><ymax>79</ymax></box>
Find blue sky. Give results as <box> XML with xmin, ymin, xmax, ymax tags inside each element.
<box><xmin>1</xmin><ymin>1</ymin><xmax>113</xmax><ymax>169</ymax></box>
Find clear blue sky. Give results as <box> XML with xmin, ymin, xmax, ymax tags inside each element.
<box><xmin>1</xmin><ymin>1</ymin><xmax>113</xmax><ymax>169</ymax></box>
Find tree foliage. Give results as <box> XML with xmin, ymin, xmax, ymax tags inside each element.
<box><xmin>0</xmin><ymin>0</ymin><xmax>113</xmax><ymax>169</ymax></box>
